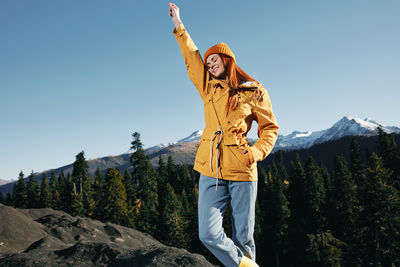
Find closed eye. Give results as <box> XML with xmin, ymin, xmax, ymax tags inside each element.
<box><xmin>207</xmin><ymin>56</ymin><xmax>217</xmax><ymax>67</ymax></box>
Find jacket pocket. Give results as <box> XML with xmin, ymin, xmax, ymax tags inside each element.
<box><xmin>222</xmin><ymin>145</ymin><xmax>253</xmax><ymax>171</ymax></box>
<box><xmin>195</xmin><ymin>139</ymin><xmax>209</xmax><ymax>165</ymax></box>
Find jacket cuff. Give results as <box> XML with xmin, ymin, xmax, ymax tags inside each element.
<box><xmin>248</xmin><ymin>147</ymin><xmax>255</xmax><ymax>165</ymax></box>
<box><xmin>173</xmin><ymin>22</ymin><xmax>185</xmax><ymax>36</ymax></box>
<box><xmin>250</xmin><ymin>146</ymin><xmax>263</xmax><ymax>162</ymax></box>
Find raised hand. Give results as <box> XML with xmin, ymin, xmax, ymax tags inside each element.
<box><xmin>168</xmin><ymin>3</ymin><xmax>181</xmax><ymax>29</ymax></box>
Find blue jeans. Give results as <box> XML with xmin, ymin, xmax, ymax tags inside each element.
<box><xmin>198</xmin><ymin>174</ymin><xmax>257</xmax><ymax>267</ymax></box>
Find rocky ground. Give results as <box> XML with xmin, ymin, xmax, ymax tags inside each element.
<box><xmin>0</xmin><ymin>203</ymin><xmax>215</xmax><ymax>266</ymax></box>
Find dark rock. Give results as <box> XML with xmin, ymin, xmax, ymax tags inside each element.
<box><xmin>0</xmin><ymin>204</ymin><xmax>47</xmax><ymax>257</ymax></box>
<box><xmin>0</xmin><ymin>203</ymin><xmax>215</xmax><ymax>266</ymax></box>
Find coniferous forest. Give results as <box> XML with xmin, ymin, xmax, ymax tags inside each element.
<box><xmin>2</xmin><ymin>129</ymin><xmax>400</xmax><ymax>267</ymax></box>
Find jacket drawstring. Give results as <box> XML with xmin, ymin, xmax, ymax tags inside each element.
<box><xmin>256</xmin><ymin>86</ymin><xmax>261</xmax><ymax>101</ymax></box>
<box><xmin>210</xmin><ymin>125</ymin><xmax>223</xmax><ymax>190</ymax></box>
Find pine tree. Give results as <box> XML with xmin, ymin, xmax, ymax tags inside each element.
<box><xmin>331</xmin><ymin>154</ymin><xmax>359</xmax><ymax>265</ymax></box>
<box><xmin>179</xmin><ymin>187</ymin><xmax>195</xmax><ymax>250</ymax></box>
<box><xmin>306</xmin><ymin>230</ymin><xmax>345</xmax><ymax>266</ymax></box>
<box><xmin>166</xmin><ymin>156</ymin><xmax>177</xmax><ymax>189</ymax></box>
<box><xmin>13</xmin><ymin>171</ymin><xmax>27</xmax><ymax>208</ymax></box>
<box><xmin>319</xmin><ymin>163</ymin><xmax>332</xmax><ymax>194</ymax></box>
<box><xmin>156</xmin><ymin>156</ymin><xmax>168</xmax><ymax>239</ymax></box>
<box><xmin>83</xmin><ymin>180</ymin><xmax>95</xmax><ymax>217</ymax></box>
<box><xmin>303</xmin><ymin>156</ymin><xmax>326</xmax><ymax>233</ymax></box>
<box><xmin>70</xmin><ymin>181</ymin><xmax>84</xmax><ymax>217</ymax></box>
<box><xmin>72</xmin><ymin>151</ymin><xmax>95</xmax><ymax>217</ymax></box>
<box><xmin>253</xmin><ymin>200</ymin><xmax>263</xmax><ymax>248</ymax></box>
<box><xmin>124</xmin><ymin>167</ymin><xmax>140</xmax><ymax>225</ymax></box>
<box><xmin>287</xmin><ymin>156</ymin><xmax>308</xmax><ymax>265</ymax></box>
<box><xmin>378</xmin><ymin>128</ymin><xmax>400</xmax><ymax>190</ymax></box>
<box><xmin>259</xmin><ymin>169</ymin><xmax>290</xmax><ymax>267</ymax></box>
<box><xmin>254</xmin><ymin>167</ymin><xmax>268</xmax><ymax>248</ymax></box>
<box><xmin>57</xmin><ymin>172</ymin><xmax>69</xmax><ymax>212</ymax></box>
<box><xmin>176</xmin><ymin>164</ymin><xmax>192</xmax><ymax>196</ymax></box>
<box><xmin>183</xmin><ymin>165</ymin><xmax>195</xmax><ymax>191</ymax></box>
<box><xmin>0</xmin><ymin>192</ymin><xmax>3</xmax><ymax>204</ymax></box>
<box><xmin>358</xmin><ymin>152</ymin><xmax>400</xmax><ymax>266</ymax></box>
<box><xmin>40</xmin><ymin>174</ymin><xmax>52</xmax><ymax>208</ymax></box>
<box><xmin>184</xmin><ymin>170</ymin><xmax>202</xmax><ymax>253</ymax></box>
<box><xmin>159</xmin><ymin>183</ymin><xmax>187</xmax><ymax>247</ymax></box>
<box><xmin>277</xmin><ymin>150</ymin><xmax>288</xmax><ymax>183</ymax></box>
<box><xmin>102</xmin><ymin>168</ymin><xmax>133</xmax><ymax>227</ymax></box>
<box><xmin>49</xmin><ymin>172</ymin><xmax>61</xmax><ymax>210</ymax></box>
<box><xmin>350</xmin><ymin>138</ymin><xmax>365</xmax><ymax>186</ymax></box>
<box><xmin>93</xmin><ymin>168</ymin><xmax>106</xmax><ymax>219</ymax></box>
<box><xmin>287</xmin><ymin>156</ymin><xmax>328</xmax><ymax>266</ymax></box>
<box><xmin>331</xmin><ymin>155</ymin><xmax>357</xmax><ymax>235</ymax></box>
<box><xmin>67</xmin><ymin>172</ymin><xmax>83</xmax><ymax>216</ymax></box>
<box><xmin>349</xmin><ymin>138</ymin><xmax>367</xmax><ymax>265</ymax></box>
<box><xmin>303</xmin><ymin>157</ymin><xmax>330</xmax><ymax>266</ymax></box>
<box><xmin>70</xmin><ymin>191</ymin><xmax>84</xmax><ymax>217</ymax></box>
<box><xmin>5</xmin><ymin>192</ymin><xmax>13</xmax><ymax>206</ymax></box>
<box><xmin>136</xmin><ymin>165</ymin><xmax>159</xmax><ymax>236</ymax></box>
<box><xmin>72</xmin><ymin>151</ymin><xmax>88</xmax><ymax>195</ymax></box>
<box><xmin>130</xmin><ymin>132</ymin><xmax>159</xmax><ymax>235</ymax></box>
<box><xmin>26</xmin><ymin>171</ymin><xmax>40</xmax><ymax>208</ymax></box>
<box><xmin>320</xmin><ymin>163</ymin><xmax>333</xmax><ymax>229</ymax></box>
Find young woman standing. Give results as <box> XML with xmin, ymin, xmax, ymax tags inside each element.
<box><xmin>169</xmin><ymin>3</ymin><xmax>279</xmax><ymax>267</ymax></box>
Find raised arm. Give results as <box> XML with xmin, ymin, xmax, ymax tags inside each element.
<box><xmin>169</xmin><ymin>3</ymin><xmax>209</xmax><ymax>101</ymax></box>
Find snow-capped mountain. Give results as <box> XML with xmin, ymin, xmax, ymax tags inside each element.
<box><xmin>177</xmin><ymin>130</ymin><xmax>203</xmax><ymax>143</ymax></box>
<box><xmin>273</xmin><ymin>129</ymin><xmax>326</xmax><ymax>151</ymax></box>
<box><xmin>148</xmin><ymin>116</ymin><xmax>399</xmax><ymax>153</ymax></box>
<box><xmin>274</xmin><ymin>116</ymin><xmax>400</xmax><ymax>151</ymax></box>
<box><xmin>145</xmin><ymin>130</ymin><xmax>203</xmax><ymax>152</ymax></box>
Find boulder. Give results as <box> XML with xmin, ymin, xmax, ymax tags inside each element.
<box><xmin>0</xmin><ymin>203</ymin><xmax>215</xmax><ymax>266</ymax></box>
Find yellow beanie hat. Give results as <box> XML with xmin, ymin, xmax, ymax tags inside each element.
<box><xmin>204</xmin><ymin>43</ymin><xmax>236</xmax><ymax>63</ymax></box>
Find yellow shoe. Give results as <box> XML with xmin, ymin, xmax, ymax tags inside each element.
<box><xmin>239</xmin><ymin>256</ymin><xmax>259</xmax><ymax>267</ymax></box>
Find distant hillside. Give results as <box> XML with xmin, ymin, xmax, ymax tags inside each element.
<box><xmin>0</xmin><ymin>179</ymin><xmax>13</xmax><ymax>186</ymax></box>
<box><xmin>0</xmin><ymin>141</ymin><xmax>198</xmax><ymax>195</ymax></box>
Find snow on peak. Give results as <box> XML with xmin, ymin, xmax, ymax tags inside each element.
<box><xmin>364</xmin><ymin>117</ymin><xmax>381</xmax><ymax>125</ymax></box>
<box><xmin>145</xmin><ymin>130</ymin><xmax>203</xmax><ymax>152</ymax></box>
<box><xmin>274</xmin><ymin>129</ymin><xmax>325</xmax><ymax>151</ymax></box>
<box><xmin>273</xmin><ymin>116</ymin><xmax>399</xmax><ymax>152</ymax></box>
<box><xmin>293</xmin><ymin>131</ymin><xmax>313</xmax><ymax>138</ymax></box>
<box><xmin>177</xmin><ymin>130</ymin><xmax>203</xmax><ymax>143</ymax></box>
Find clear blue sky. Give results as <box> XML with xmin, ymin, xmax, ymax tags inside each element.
<box><xmin>1</xmin><ymin>0</ymin><xmax>399</xmax><ymax>181</ymax></box>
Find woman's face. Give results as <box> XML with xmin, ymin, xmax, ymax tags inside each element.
<box><xmin>206</xmin><ymin>53</ymin><xmax>225</xmax><ymax>78</ymax></box>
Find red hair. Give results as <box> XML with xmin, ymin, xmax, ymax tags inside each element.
<box><xmin>219</xmin><ymin>54</ymin><xmax>258</xmax><ymax>112</ymax></box>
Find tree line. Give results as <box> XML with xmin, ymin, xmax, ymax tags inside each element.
<box><xmin>1</xmin><ymin>129</ymin><xmax>399</xmax><ymax>267</ymax></box>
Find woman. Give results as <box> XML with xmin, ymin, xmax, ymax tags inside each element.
<box><xmin>169</xmin><ymin>3</ymin><xmax>279</xmax><ymax>267</ymax></box>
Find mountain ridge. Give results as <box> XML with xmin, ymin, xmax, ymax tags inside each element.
<box><xmin>270</xmin><ymin>116</ymin><xmax>399</xmax><ymax>152</ymax></box>
<box><xmin>147</xmin><ymin>116</ymin><xmax>400</xmax><ymax>152</ymax></box>
<box><xmin>0</xmin><ymin>179</ymin><xmax>13</xmax><ymax>186</ymax></box>
<box><xmin>0</xmin><ymin>116</ymin><xmax>398</xmax><ymax>194</ymax></box>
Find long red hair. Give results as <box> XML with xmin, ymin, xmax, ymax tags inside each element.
<box><xmin>219</xmin><ymin>54</ymin><xmax>258</xmax><ymax>112</ymax></box>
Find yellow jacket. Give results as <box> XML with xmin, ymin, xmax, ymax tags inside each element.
<box><xmin>174</xmin><ymin>23</ymin><xmax>279</xmax><ymax>181</ymax></box>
